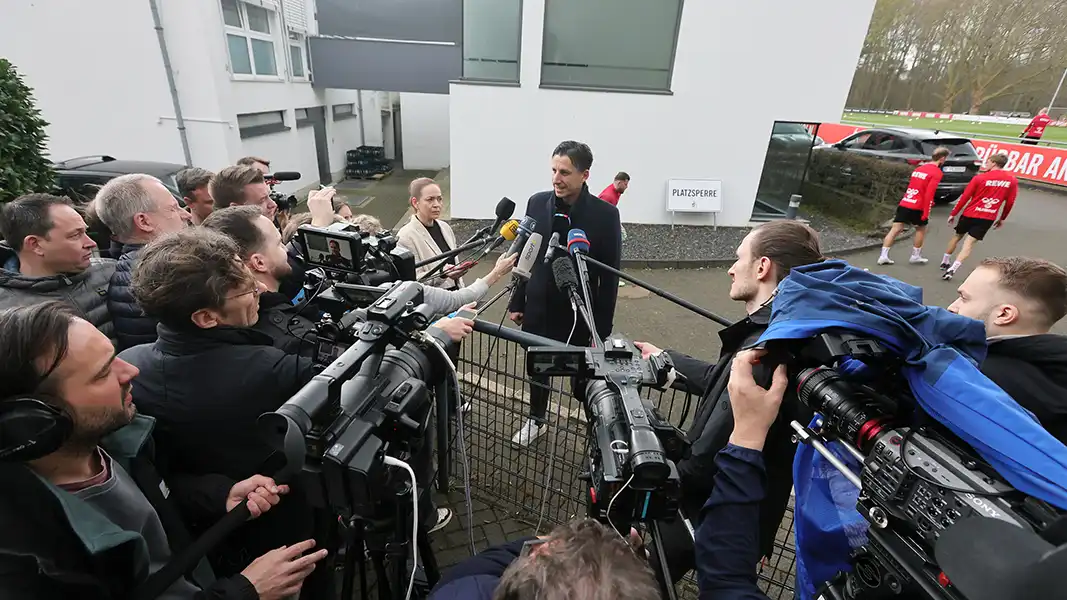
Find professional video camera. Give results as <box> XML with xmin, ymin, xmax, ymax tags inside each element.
<box><xmin>767</xmin><ymin>332</ymin><xmax>1063</xmax><ymax>600</ymax></box>
<box><xmin>264</xmin><ymin>171</ymin><xmax>301</xmax><ymax>212</ymax></box>
<box><xmin>259</xmin><ymin>280</ymin><xmax>455</xmax><ymax>599</ymax></box>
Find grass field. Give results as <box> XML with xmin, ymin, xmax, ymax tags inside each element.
<box><xmin>842</xmin><ymin>111</ymin><xmax>1067</xmax><ymax>145</ymax></box>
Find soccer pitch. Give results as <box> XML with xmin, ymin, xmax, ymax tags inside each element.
<box><xmin>842</xmin><ymin>112</ymin><xmax>1067</xmax><ymax>145</ymax></box>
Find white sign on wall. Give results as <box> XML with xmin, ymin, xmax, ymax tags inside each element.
<box><xmin>667</xmin><ymin>179</ymin><xmax>723</xmax><ymax>213</ymax></box>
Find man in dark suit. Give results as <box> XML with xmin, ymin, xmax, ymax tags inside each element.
<box><xmin>507</xmin><ymin>140</ymin><xmax>622</xmax><ymax>446</ymax></box>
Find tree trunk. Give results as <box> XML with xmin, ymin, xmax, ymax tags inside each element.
<box><xmin>970</xmin><ymin>88</ymin><xmax>984</xmax><ymax>114</ymax></box>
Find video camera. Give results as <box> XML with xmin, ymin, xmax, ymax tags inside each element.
<box><xmin>769</xmin><ymin>332</ymin><xmax>1062</xmax><ymax>600</ymax></box>
<box><xmin>527</xmin><ymin>338</ymin><xmax>689</xmax><ymax>525</ymax></box>
<box><xmin>264</xmin><ymin>171</ymin><xmax>300</xmax><ymax>212</ymax></box>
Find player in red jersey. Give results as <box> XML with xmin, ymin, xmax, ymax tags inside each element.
<box><xmin>1021</xmin><ymin>108</ymin><xmax>1053</xmax><ymax>145</ymax></box>
<box><xmin>941</xmin><ymin>152</ymin><xmax>1018</xmax><ymax>280</ymax></box>
<box><xmin>878</xmin><ymin>147</ymin><xmax>949</xmax><ymax>266</ymax></box>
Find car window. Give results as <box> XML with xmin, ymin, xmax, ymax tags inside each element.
<box><xmin>773</xmin><ymin>123</ymin><xmax>812</xmax><ymax>136</ymax></box>
<box><xmin>842</xmin><ymin>133</ymin><xmax>871</xmax><ymax>149</ymax></box>
<box><xmin>57</xmin><ymin>174</ymin><xmax>113</xmax><ymax>203</ymax></box>
<box><xmin>921</xmin><ymin>140</ymin><xmax>978</xmax><ymax>159</ymax></box>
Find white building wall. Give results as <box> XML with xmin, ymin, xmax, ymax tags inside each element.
<box><xmin>400</xmin><ymin>93</ymin><xmax>451</xmax><ymax>170</ymax></box>
<box><xmin>1</xmin><ymin>0</ymin><xmax>367</xmax><ymax>193</ymax></box>
<box><xmin>450</xmin><ymin>0</ymin><xmax>876</xmax><ymax>226</ymax></box>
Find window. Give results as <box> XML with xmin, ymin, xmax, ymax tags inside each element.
<box><xmin>842</xmin><ymin>133</ymin><xmax>871</xmax><ymax>149</ymax></box>
<box><xmin>541</xmin><ymin>0</ymin><xmax>683</xmax><ymax>92</ymax></box>
<box><xmin>237</xmin><ymin>110</ymin><xmax>288</xmax><ymax>139</ymax></box>
<box><xmin>295</xmin><ymin>108</ymin><xmax>310</xmax><ymax>127</ymax></box>
<box><xmin>462</xmin><ymin>0</ymin><xmax>522</xmax><ymax>82</ymax></box>
<box><xmin>288</xmin><ymin>32</ymin><xmax>307</xmax><ymax>79</ymax></box>
<box><xmin>333</xmin><ymin>104</ymin><xmax>356</xmax><ymax>120</ymax></box>
<box><xmin>222</xmin><ymin>0</ymin><xmax>279</xmax><ymax>77</ymax></box>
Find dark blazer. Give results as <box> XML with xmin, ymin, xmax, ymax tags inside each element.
<box><xmin>507</xmin><ymin>184</ymin><xmax>622</xmax><ymax>343</ymax></box>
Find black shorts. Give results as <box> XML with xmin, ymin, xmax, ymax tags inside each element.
<box><xmin>894</xmin><ymin>205</ymin><xmax>928</xmax><ymax>227</ymax></box>
<box><xmin>955</xmin><ymin>216</ymin><xmax>994</xmax><ymax>241</ymax></box>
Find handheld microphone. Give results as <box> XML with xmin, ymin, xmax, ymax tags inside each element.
<box><xmin>513</xmin><ymin>232</ymin><xmax>543</xmax><ymax>280</ymax></box>
<box><xmin>564</xmin><ymin>229</ymin><xmax>600</xmax><ymax>341</ymax></box>
<box><xmin>567</xmin><ymin>228</ymin><xmax>590</xmax><ymax>256</ymax></box>
<box><xmin>543</xmin><ymin>232</ymin><xmax>562</xmax><ymax>265</ymax></box>
<box><xmin>489</xmin><ymin>197</ymin><xmax>516</xmax><ymax>232</ymax></box>
<box><xmin>266</xmin><ymin>171</ymin><xmax>301</xmax><ymax>182</ymax></box>
<box><xmin>503</xmin><ymin>216</ymin><xmax>537</xmax><ymax>258</ymax></box>
<box><xmin>480</xmin><ymin>219</ymin><xmax>520</xmax><ymax>257</ymax></box>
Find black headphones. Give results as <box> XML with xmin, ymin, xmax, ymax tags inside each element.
<box><xmin>0</xmin><ymin>396</ymin><xmax>73</xmax><ymax>462</ymax></box>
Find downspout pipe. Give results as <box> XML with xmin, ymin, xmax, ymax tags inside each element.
<box><xmin>149</xmin><ymin>0</ymin><xmax>193</xmax><ymax>166</ymax></box>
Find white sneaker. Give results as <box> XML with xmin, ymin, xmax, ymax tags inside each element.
<box><xmin>909</xmin><ymin>256</ymin><xmax>929</xmax><ymax>264</ymax></box>
<box><xmin>511</xmin><ymin>419</ymin><xmax>546</xmax><ymax>447</ymax></box>
<box><xmin>877</xmin><ymin>256</ymin><xmax>894</xmax><ymax>265</ymax></box>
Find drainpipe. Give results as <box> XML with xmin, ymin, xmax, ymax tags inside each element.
<box><xmin>357</xmin><ymin>90</ymin><xmax>366</xmax><ymax>145</ymax></box>
<box><xmin>149</xmin><ymin>0</ymin><xmax>193</xmax><ymax>166</ymax></box>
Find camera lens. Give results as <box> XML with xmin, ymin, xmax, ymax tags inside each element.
<box><xmin>797</xmin><ymin>367</ymin><xmax>887</xmax><ymax>450</ymax></box>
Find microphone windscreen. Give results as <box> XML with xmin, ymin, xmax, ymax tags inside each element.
<box><xmin>499</xmin><ymin>219</ymin><xmax>519</xmax><ymax>240</ymax></box>
<box><xmin>516</xmin><ymin>216</ymin><xmax>537</xmax><ymax>235</ymax></box>
<box><xmin>514</xmin><ymin>232</ymin><xmax>543</xmax><ymax>279</ymax></box>
<box><xmin>567</xmin><ymin>228</ymin><xmax>590</xmax><ymax>254</ymax></box>
<box><xmin>267</xmin><ymin>171</ymin><xmax>302</xmax><ymax>181</ymax></box>
<box><xmin>496</xmin><ymin>197</ymin><xmax>516</xmax><ymax>220</ymax></box>
<box><xmin>551</xmin><ymin>256</ymin><xmax>579</xmax><ymax>295</ymax></box>
<box><xmin>552</xmin><ymin>212</ymin><xmax>571</xmax><ymax>235</ymax></box>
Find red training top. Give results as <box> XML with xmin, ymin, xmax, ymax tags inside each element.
<box><xmin>951</xmin><ymin>169</ymin><xmax>1018</xmax><ymax>221</ymax></box>
<box><xmin>598</xmin><ymin>184</ymin><xmax>622</xmax><ymax>207</ymax></box>
<box><xmin>898</xmin><ymin>162</ymin><xmax>943</xmax><ymax>220</ymax></box>
<box><xmin>1024</xmin><ymin>113</ymin><xmax>1052</xmax><ymax>139</ymax></box>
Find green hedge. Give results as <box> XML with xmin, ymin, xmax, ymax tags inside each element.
<box><xmin>801</xmin><ymin>150</ymin><xmax>914</xmax><ymax>233</ymax></box>
<box><xmin>0</xmin><ymin>59</ymin><xmax>54</xmax><ymax>204</ymax></box>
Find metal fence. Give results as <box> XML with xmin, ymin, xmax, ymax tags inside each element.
<box><xmin>441</xmin><ymin>325</ymin><xmax>798</xmax><ymax>599</ymax></box>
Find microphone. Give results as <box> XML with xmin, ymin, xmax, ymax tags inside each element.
<box><xmin>543</xmin><ymin>232</ymin><xmax>562</xmax><ymax>265</ymax></box>
<box><xmin>513</xmin><ymin>232</ymin><xmax>543</xmax><ymax>280</ymax></box>
<box><xmin>503</xmin><ymin>216</ymin><xmax>537</xmax><ymax>258</ymax></box>
<box><xmin>567</xmin><ymin>228</ymin><xmax>590</xmax><ymax>256</ymax></box>
<box><xmin>565</xmin><ymin>229</ymin><xmax>600</xmax><ymax>342</ymax></box>
<box><xmin>479</xmin><ymin>219</ymin><xmax>520</xmax><ymax>258</ymax></box>
<box><xmin>489</xmin><ymin>197</ymin><xmax>516</xmax><ymax>232</ymax></box>
<box><xmin>551</xmin><ymin>256</ymin><xmax>601</xmax><ymax>347</ymax></box>
<box><xmin>266</xmin><ymin>171</ymin><xmax>301</xmax><ymax>182</ymax></box>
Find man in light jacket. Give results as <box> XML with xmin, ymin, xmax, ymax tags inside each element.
<box><xmin>397</xmin><ymin>177</ymin><xmax>468</xmax><ymax>289</ymax></box>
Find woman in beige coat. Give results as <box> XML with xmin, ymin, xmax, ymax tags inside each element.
<box><xmin>396</xmin><ymin>177</ymin><xmax>468</xmax><ymax>290</ymax></box>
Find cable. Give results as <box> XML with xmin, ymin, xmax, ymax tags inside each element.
<box><xmin>426</xmin><ymin>336</ymin><xmax>478</xmax><ymax>556</ymax></box>
<box><xmin>382</xmin><ymin>455</ymin><xmax>418</xmax><ymax>600</ymax></box>
<box><xmin>607</xmin><ymin>473</ymin><xmax>636</xmax><ymax>545</ymax></box>
<box><xmin>899</xmin><ymin>428</ymin><xmax>1014</xmax><ymax>498</ymax></box>
<box><xmin>534</xmin><ymin>309</ymin><xmax>576</xmax><ymax>534</ymax></box>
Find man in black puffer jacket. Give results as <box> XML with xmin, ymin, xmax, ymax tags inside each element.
<box><xmin>947</xmin><ymin>256</ymin><xmax>1067</xmax><ymax>444</ymax></box>
<box><xmin>94</xmin><ymin>174</ymin><xmax>191</xmax><ymax>350</ymax></box>
<box><xmin>0</xmin><ymin>194</ymin><xmax>117</xmax><ymax>343</ymax></box>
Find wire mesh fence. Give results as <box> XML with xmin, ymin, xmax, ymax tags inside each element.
<box><xmin>442</xmin><ymin>326</ymin><xmax>797</xmax><ymax>599</ymax></box>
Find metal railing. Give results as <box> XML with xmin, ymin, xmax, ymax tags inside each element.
<box><xmin>439</xmin><ymin>323</ymin><xmax>798</xmax><ymax>599</ymax></box>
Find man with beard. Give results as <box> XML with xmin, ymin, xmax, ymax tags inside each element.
<box><xmin>633</xmin><ymin>220</ymin><xmax>823</xmax><ymax>581</ymax></box>
<box><xmin>0</xmin><ymin>301</ymin><xmax>328</xmax><ymax>599</ymax></box>
<box><xmin>947</xmin><ymin>256</ymin><xmax>1067</xmax><ymax>444</ymax></box>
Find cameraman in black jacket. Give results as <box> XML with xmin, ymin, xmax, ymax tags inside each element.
<box><xmin>634</xmin><ymin>221</ymin><xmax>823</xmax><ymax>581</ymax></box>
<box><xmin>0</xmin><ymin>302</ymin><xmax>326</xmax><ymax>600</ymax></box>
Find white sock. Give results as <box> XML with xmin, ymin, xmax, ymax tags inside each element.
<box><xmin>911</xmin><ymin>247</ymin><xmax>922</xmax><ymax>258</ymax></box>
<box><xmin>880</xmin><ymin>247</ymin><xmax>890</xmax><ymax>259</ymax></box>
<box><xmin>943</xmin><ymin>253</ymin><xmax>953</xmax><ymax>264</ymax></box>
<box><xmin>951</xmin><ymin>260</ymin><xmax>962</xmax><ymax>272</ymax></box>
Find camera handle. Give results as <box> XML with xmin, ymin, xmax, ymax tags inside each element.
<box><xmin>790</xmin><ymin>420</ymin><xmax>863</xmax><ymax>489</ymax></box>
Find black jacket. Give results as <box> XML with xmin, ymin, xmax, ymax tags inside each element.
<box><xmin>666</xmin><ymin>305</ymin><xmax>811</xmax><ymax>559</ymax></box>
<box><xmin>0</xmin><ymin>242</ymin><xmax>117</xmax><ymax>343</ymax></box>
<box><xmin>252</xmin><ymin>291</ymin><xmax>319</xmax><ymax>356</ymax></box>
<box><xmin>507</xmin><ymin>185</ymin><xmax>622</xmax><ymax>343</ymax></box>
<box><xmin>108</xmin><ymin>244</ymin><xmax>159</xmax><ymax>351</ymax></box>
<box><xmin>0</xmin><ymin>415</ymin><xmax>257</xmax><ymax>600</ymax></box>
<box><xmin>982</xmin><ymin>334</ymin><xmax>1067</xmax><ymax>445</ymax></box>
<box><xmin>118</xmin><ymin>324</ymin><xmax>318</xmax><ymax>575</ymax></box>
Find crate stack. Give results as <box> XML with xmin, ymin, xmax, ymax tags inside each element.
<box><xmin>345</xmin><ymin>146</ymin><xmax>392</xmax><ymax>180</ymax></box>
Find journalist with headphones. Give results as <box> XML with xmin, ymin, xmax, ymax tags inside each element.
<box><xmin>0</xmin><ymin>301</ymin><xmax>328</xmax><ymax>600</ymax></box>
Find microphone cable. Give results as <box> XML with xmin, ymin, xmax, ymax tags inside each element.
<box><xmin>533</xmin><ymin>309</ymin><xmax>577</xmax><ymax>536</ymax></box>
<box><xmin>382</xmin><ymin>455</ymin><xmax>419</xmax><ymax>600</ymax></box>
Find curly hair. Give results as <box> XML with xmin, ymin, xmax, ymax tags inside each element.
<box><xmin>493</xmin><ymin>519</ymin><xmax>658</xmax><ymax>600</ymax></box>
<box><xmin>131</xmin><ymin>228</ymin><xmax>253</xmax><ymax>328</ymax></box>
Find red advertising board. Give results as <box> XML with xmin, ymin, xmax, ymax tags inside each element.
<box><xmin>814</xmin><ymin>122</ymin><xmax>1067</xmax><ymax>188</ymax></box>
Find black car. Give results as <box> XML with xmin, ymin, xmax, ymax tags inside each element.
<box><xmin>53</xmin><ymin>155</ymin><xmax>187</xmax><ymax>204</ymax></box>
<box><xmin>52</xmin><ymin>155</ymin><xmax>188</xmax><ymax>256</ymax></box>
<box><xmin>817</xmin><ymin>128</ymin><xmax>981</xmax><ymax>203</ymax></box>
